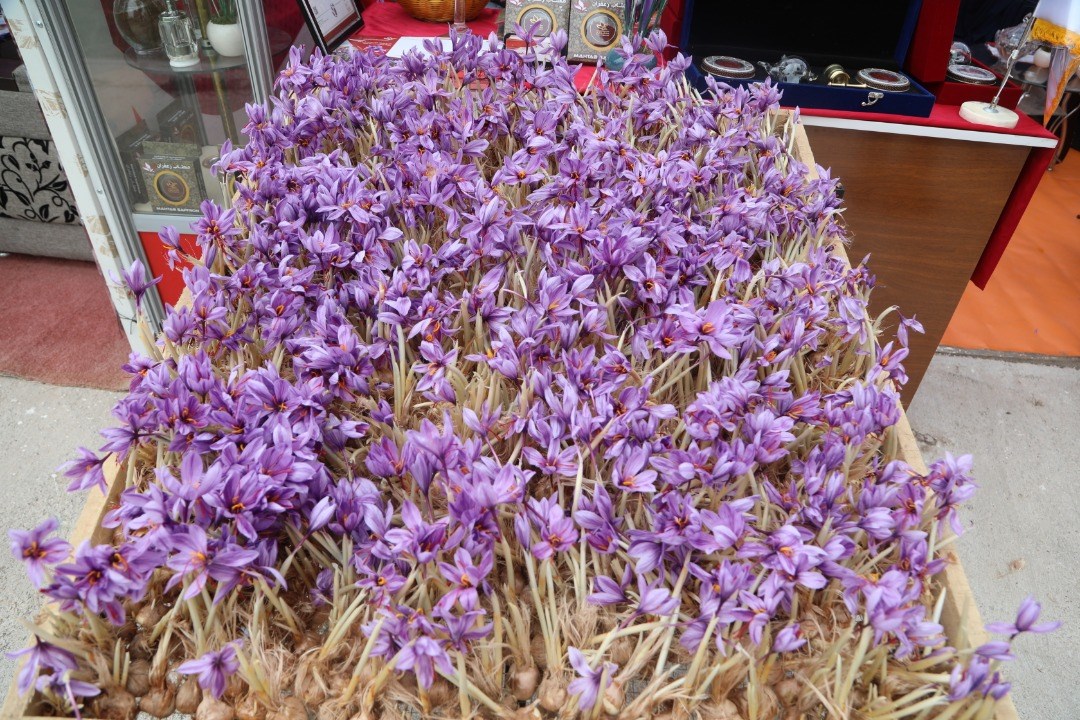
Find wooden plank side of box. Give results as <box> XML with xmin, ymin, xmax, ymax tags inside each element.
<box><xmin>0</xmin><ymin>125</ymin><xmax>1016</xmax><ymax>720</ymax></box>
<box><xmin>798</xmin><ymin>124</ymin><xmax>1018</xmax><ymax>720</ymax></box>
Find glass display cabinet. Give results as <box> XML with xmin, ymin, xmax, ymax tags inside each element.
<box><xmin>1</xmin><ymin>0</ymin><xmax>316</xmax><ymax>340</ymax></box>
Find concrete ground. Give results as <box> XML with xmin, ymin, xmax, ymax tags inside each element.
<box><xmin>0</xmin><ymin>350</ymin><xmax>1075</xmax><ymax>718</ymax></box>
<box><xmin>0</xmin><ymin>377</ymin><xmax>122</xmax><ymax>699</ymax></box>
<box><xmin>907</xmin><ymin>350</ymin><xmax>1079</xmax><ymax>720</ymax></box>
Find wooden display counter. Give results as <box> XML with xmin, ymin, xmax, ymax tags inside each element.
<box><xmin>801</xmin><ymin>110</ymin><xmax>1058</xmax><ymax>404</ymax></box>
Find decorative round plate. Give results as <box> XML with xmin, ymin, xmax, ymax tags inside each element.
<box><xmin>946</xmin><ymin>63</ymin><xmax>997</xmax><ymax>85</ymax></box>
<box><xmin>702</xmin><ymin>55</ymin><xmax>756</xmax><ymax>79</ymax></box>
<box><xmin>856</xmin><ymin>67</ymin><xmax>911</xmax><ymax>92</ymax></box>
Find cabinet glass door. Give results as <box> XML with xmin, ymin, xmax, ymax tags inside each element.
<box><xmin>55</xmin><ymin>0</ymin><xmax>311</xmax><ymax>305</ymax></box>
<box><xmin>63</xmin><ymin>0</ymin><xmax>307</xmax><ymax>219</ymax></box>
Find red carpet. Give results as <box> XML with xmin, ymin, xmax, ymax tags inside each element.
<box><xmin>942</xmin><ymin>150</ymin><xmax>1080</xmax><ymax>356</ymax></box>
<box><xmin>0</xmin><ymin>254</ymin><xmax>131</xmax><ymax>391</ymax></box>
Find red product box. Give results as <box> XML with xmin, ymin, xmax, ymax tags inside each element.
<box><xmin>904</xmin><ymin>0</ymin><xmax>961</xmax><ymax>84</ymax></box>
<box><xmin>660</xmin><ymin>0</ymin><xmax>685</xmax><ymax>60</ymax></box>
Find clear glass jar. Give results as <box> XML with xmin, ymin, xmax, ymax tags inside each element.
<box><xmin>159</xmin><ymin>0</ymin><xmax>199</xmax><ymax>67</ymax></box>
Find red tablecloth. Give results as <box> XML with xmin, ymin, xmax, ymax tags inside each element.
<box><xmin>800</xmin><ymin>103</ymin><xmax>1056</xmax><ymax>142</ymax></box>
<box><xmin>356</xmin><ymin>2</ymin><xmax>500</xmax><ymax>38</ymax></box>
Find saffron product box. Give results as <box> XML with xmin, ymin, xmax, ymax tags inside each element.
<box><xmin>567</xmin><ymin>0</ymin><xmax>624</xmax><ymax>63</ymax></box>
<box><xmin>504</xmin><ymin>0</ymin><xmax>571</xmax><ymax>49</ymax></box>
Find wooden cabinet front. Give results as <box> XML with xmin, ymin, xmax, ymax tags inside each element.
<box><xmin>803</xmin><ymin>124</ymin><xmax>1030</xmax><ymax>404</ymax></box>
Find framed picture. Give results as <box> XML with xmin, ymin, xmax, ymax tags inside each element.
<box><xmin>296</xmin><ymin>0</ymin><xmax>365</xmax><ymax>54</ymax></box>
<box><xmin>505</xmin><ymin>1</ymin><xmax>572</xmax><ymax>37</ymax></box>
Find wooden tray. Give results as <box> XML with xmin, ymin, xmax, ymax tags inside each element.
<box><xmin>1</xmin><ymin>126</ymin><xmax>1020</xmax><ymax>720</ymax></box>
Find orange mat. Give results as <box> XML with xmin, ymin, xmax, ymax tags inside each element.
<box><xmin>942</xmin><ymin>149</ymin><xmax>1080</xmax><ymax>356</ymax></box>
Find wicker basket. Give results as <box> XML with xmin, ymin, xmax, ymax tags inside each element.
<box><xmin>396</xmin><ymin>0</ymin><xmax>488</xmax><ymax>23</ymax></box>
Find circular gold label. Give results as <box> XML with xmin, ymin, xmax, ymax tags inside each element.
<box><xmin>582</xmin><ymin>9</ymin><xmax>622</xmax><ymax>51</ymax></box>
<box><xmin>518</xmin><ymin>4</ymin><xmax>556</xmax><ymax>36</ymax></box>
<box><xmin>153</xmin><ymin>169</ymin><xmax>191</xmax><ymax>207</ymax></box>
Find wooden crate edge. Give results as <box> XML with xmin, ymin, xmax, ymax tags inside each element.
<box><xmin>795</xmin><ymin>124</ymin><xmax>1017</xmax><ymax>720</ymax></box>
<box><xmin>1</xmin><ymin>457</ymin><xmax>124</xmax><ymax>720</ymax></box>
<box><xmin>892</xmin><ymin>412</ymin><xmax>1020</xmax><ymax>720</ymax></box>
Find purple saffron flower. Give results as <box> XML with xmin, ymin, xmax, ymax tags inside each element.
<box><xmin>611</xmin><ymin>447</ymin><xmax>657</xmax><ymax>493</ymax></box>
<box><xmin>9</xmin><ymin>518</ymin><xmax>70</xmax><ymax>588</ymax></box>
<box><xmin>385</xmin><ymin>501</ymin><xmax>455</xmax><ymax>564</ymax></box>
<box><xmin>436</xmin><ymin>547</ymin><xmax>493</xmax><ymax>611</ymax></box>
<box><xmin>51</xmin><ymin>542</ymin><xmax>129</xmax><ymax>624</ymax></box>
<box><xmin>985</xmin><ymin>672</ymin><xmax>1012</xmax><ymax>700</ymax></box>
<box><xmin>308</xmin><ymin>496</ymin><xmax>336</xmax><ymax>533</ymax></box>
<box><xmin>986</xmin><ymin>596</ymin><xmax>1061</xmax><ymax>636</ymax></box>
<box><xmin>437</xmin><ymin>608</ymin><xmax>493</xmax><ymax>652</ymax></box>
<box><xmin>634</xmin><ymin>575</ymin><xmax>679</xmax><ymax>618</ymax></box>
<box><xmin>395</xmin><ymin>636</ymin><xmax>454</xmax><ymax>690</ymax></box>
<box><xmin>60</xmin><ymin>447</ymin><xmax>109</xmax><ymax>493</ymax></box>
<box><xmin>974</xmin><ymin>641</ymin><xmax>1015</xmax><ymax>662</ymax></box>
<box><xmin>589</xmin><ymin>566</ymin><xmax>632</xmax><ymax>607</ymax></box>
<box><xmin>574</xmin><ymin>484</ymin><xmax>622</xmax><ymax>554</ymax></box>
<box><xmin>177</xmin><ymin>643</ymin><xmax>240</xmax><ymax>699</ymax></box>
<box><xmin>948</xmin><ymin>655</ymin><xmax>992</xmax><ymax>702</ymax></box>
<box><xmin>117</xmin><ymin>258</ymin><xmax>162</xmax><ymax>312</ymax></box>
<box><xmin>567</xmin><ymin>647</ymin><xmax>617</xmax><ymax>712</ymax></box>
<box><xmin>772</xmin><ymin>624</ymin><xmax>807</xmax><ymax>653</ymax></box>
<box><xmin>35</xmin><ymin>670</ymin><xmax>101</xmax><ymax>701</ymax></box>
<box><xmin>7</xmin><ymin>638</ymin><xmax>77</xmax><ymax>695</ymax></box>
<box><xmin>526</xmin><ymin>495</ymin><xmax>578</xmax><ymax>560</ymax></box>
<box><xmin>165</xmin><ymin>527</ymin><xmax>260</xmax><ymax>599</ymax></box>
<box><xmin>728</xmin><ymin>589</ymin><xmax>782</xmax><ymax>647</ymax></box>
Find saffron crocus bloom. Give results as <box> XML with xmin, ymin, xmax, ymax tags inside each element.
<box><xmin>51</xmin><ymin>542</ymin><xmax>130</xmax><ymax>624</ymax></box>
<box><xmin>773</xmin><ymin>624</ymin><xmax>807</xmax><ymax>653</ymax></box>
<box><xmin>36</xmin><ymin>670</ymin><xmax>101</xmax><ymax>702</ymax></box>
<box><xmin>526</xmin><ymin>495</ymin><xmax>578</xmax><ymax>560</ymax></box>
<box><xmin>165</xmin><ymin>526</ymin><xmax>260</xmax><ymax>599</ymax></box>
<box><xmin>574</xmin><ymin>484</ymin><xmax>621</xmax><ymax>554</ymax></box>
<box><xmin>60</xmin><ymin>447</ymin><xmax>109</xmax><ymax>493</ymax></box>
<box><xmin>385</xmin><ymin>500</ymin><xmax>454</xmax><ymax>564</ymax></box>
<box><xmin>9</xmin><ymin>518</ymin><xmax>70</xmax><ymax>588</ymax></box>
<box><xmin>986</xmin><ymin>596</ymin><xmax>1061</xmax><ymax>636</ymax></box>
<box><xmin>117</xmin><ymin>259</ymin><xmax>161</xmax><ymax>312</ymax></box>
<box><xmin>437</xmin><ymin>608</ymin><xmax>493</xmax><ymax>651</ymax></box>
<box><xmin>436</xmin><ymin>547</ymin><xmax>493</xmax><ymax>611</ymax></box>
<box><xmin>634</xmin><ymin>574</ymin><xmax>679</xmax><ymax>617</ymax></box>
<box><xmin>395</xmin><ymin>636</ymin><xmax>454</xmax><ymax>689</ymax></box>
<box><xmin>6</xmin><ymin>638</ymin><xmax>77</xmax><ymax>695</ymax></box>
<box><xmin>588</xmin><ymin>566</ymin><xmax>631</xmax><ymax>607</ymax></box>
<box><xmin>177</xmin><ymin>644</ymin><xmax>240</xmax><ymax>699</ymax></box>
<box><xmin>948</xmin><ymin>656</ymin><xmax>992</xmax><ymax>702</ymax></box>
<box><xmin>974</xmin><ymin>641</ymin><xmax>1015</xmax><ymax>662</ymax></box>
<box><xmin>567</xmin><ymin>647</ymin><xmax>617</xmax><ymax>712</ymax></box>
<box><xmin>611</xmin><ymin>447</ymin><xmax>657</xmax><ymax>493</ymax></box>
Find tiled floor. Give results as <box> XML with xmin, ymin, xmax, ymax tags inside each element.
<box><xmin>942</xmin><ymin>149</ymin><xmax>1080</xmax><ymax>356</ymax></box>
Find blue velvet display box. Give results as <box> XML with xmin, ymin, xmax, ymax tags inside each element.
<box><xmin>679</xmin><ymin>0</ymin><xmax>935</xmax><ymax>118</ymax></box>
